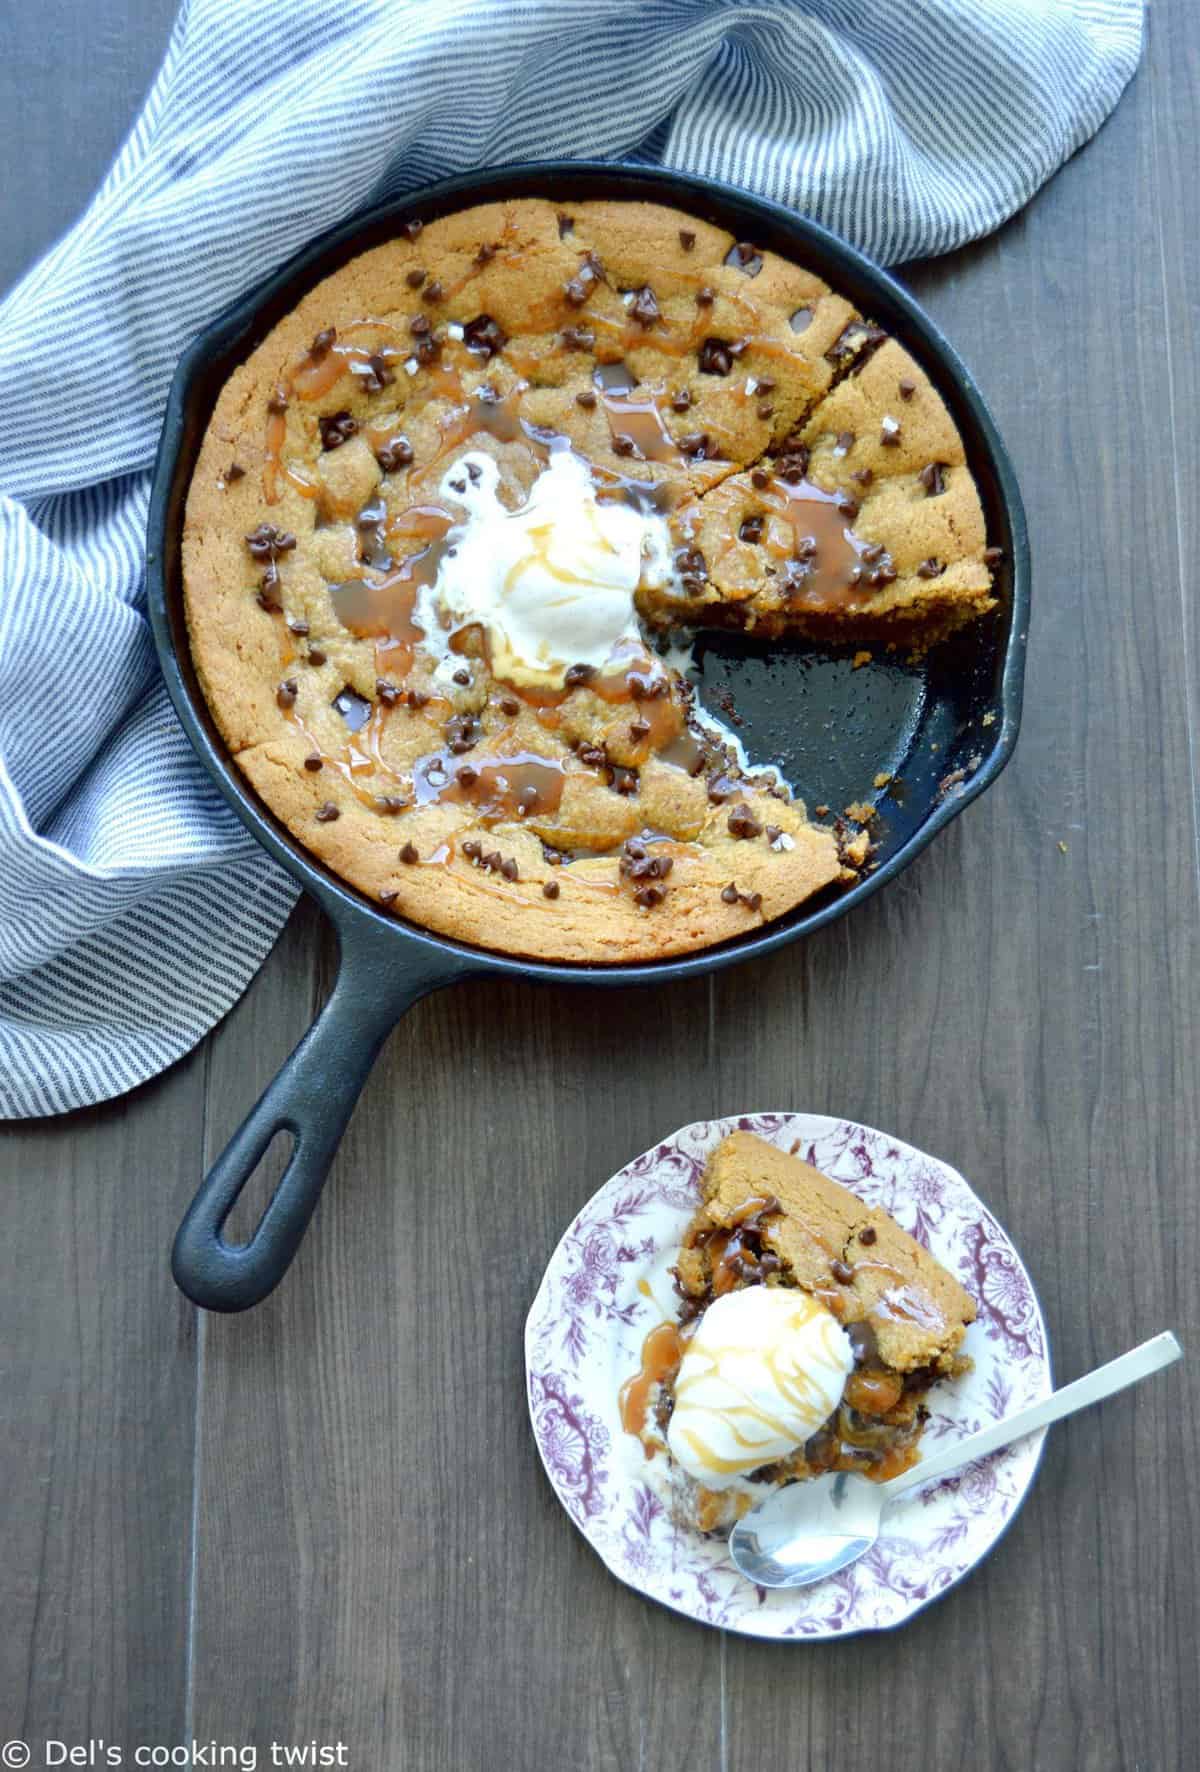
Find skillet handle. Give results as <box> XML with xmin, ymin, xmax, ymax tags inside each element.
<box><xmin>171</xmin><ymin>923</ymin><xmax>452</xmax><ymax>1312</ymax></box>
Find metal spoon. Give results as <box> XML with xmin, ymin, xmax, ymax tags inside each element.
<box><xmin>729</xmin><ymin>1331</ymin><xmax>1182</xmax><ymax>1589</ymax></box>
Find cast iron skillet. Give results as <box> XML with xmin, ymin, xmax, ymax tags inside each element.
<box><xmin>147</xmin><ymin>161</ymin><xmax>1030</xmax><ymax>1313</ymax></box>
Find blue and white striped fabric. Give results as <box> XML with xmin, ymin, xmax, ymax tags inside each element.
<box><xmin>0</xmin><ymin>0</ymin><xmax>1142</xmax><ymax>1117</ymax></box>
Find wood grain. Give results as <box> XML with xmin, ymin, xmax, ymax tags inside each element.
<box><xmin>3</xmin><ymin>4</ymin><xmax>1199</xmax><ymax>1768</ymax></box>
<box><xmin>0</xmin><ymin>1062</ymin><xmax>202</xmax><ymax>1752</ymax></box>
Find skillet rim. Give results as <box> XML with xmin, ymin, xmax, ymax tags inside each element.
<box><xmin>146</xmin><ymin>158</ymin><xmax>1030</xmax><ymax>989</ymax></box>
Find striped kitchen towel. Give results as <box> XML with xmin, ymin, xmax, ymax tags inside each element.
<box><xmin>0</xmin><ymin>0</ymin><xmax>1142</xmax><ymax>1117</ymax></box>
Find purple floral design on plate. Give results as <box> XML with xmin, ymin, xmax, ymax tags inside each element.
<box><xmin>525</xmin><ymin>1113</ymin><xmax>1051</xmax><ymax>1640</ymax></box>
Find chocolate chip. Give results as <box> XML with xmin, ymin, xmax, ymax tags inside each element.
<box><xmin>859</xmin><ymin>1225</ymin><xmax>877</xmax><ymax>1245</ymax></box>
<box><xmin>880</xmin><ymin>415</ymin><xmax>902</xmax><ymax>446</ymax></box>
<box><xmin>867</xmin><ymin>561</ymin><xmax>898</xmax><ymax>588</ymax></box>
<box><xmin>750</xmin><ymin>467</ymin><xmax>770</xmax><ymax>490</ymax></box>
<box><xmin>245</xmin><ymin>523</ymin><xmax>296</xmax><ymax>562</ymax></box>
<box><xmin>629</xmin><ymin>717</ymin><xmax>651</xmax><ymax>739</ymax></box>
<box><xmin>899</xmin><ymin>377</ymin><xmax>916</xmax><ymax>400</ymax></box>
<box><xmin>633</xmin><ymin>884</ymin><xmax>666</xmax><ymax>908</ymax></box>
<box><xmin>612</xmin><ymin>434</ymin><xmax>637</xmax><ymax>458</ymax></box>
<box><xmin>452</xmin><ymin>667</ymin><xmax>471</xmax><ymax>686</ymax></box>
<box><xmin>456</xmin><ymin>764</ymin><xmax>479</xmax><ymax>786</ymax></box>
<box><xmin>474</xmin><ymin>242</ymin><xmax>497</xmax><ymax>267</ymax></box>
<box><xmin>310</xmin><ymin>327</ymin><xmax>336</xmax><ymax>358</ymax></box>
<box><xmin>379</xmin><ymin>889</ymin><xmax>398</xmax><ymax>906</ymax></box>
<box><xmin>757</xmin><ymin>403</ymin><xmax>774</xmax><ymax>420</ymax></box>
<box><xmin>837</xmin><ymin>495</ymin><xmax>860</xmax><ymax>518</ymax></box>
<box><xmin>720</xmin><ymin>883</ymin><xmax>739</xmax><ymax>904</ymax></box>
<box><xmin>266</xmin><ymin>386</ymin><xmax>288</xmax><ymax>415</ymax></box>
<box><xmin>445</xmin><ymin>713</ymin><xmax>480</xmax><ymax>754</ymax></box>
<box><xmin>375</xmin><ymin>436</ymin><xmax>413</xmax><ymax>473</ymax></box>
<box><xmin>743</xmin><ymin>891</ymin><xmax>762</xmax><ymax>912</ymax></box>
<box><xmin>307</xmin><ymin>648</ymin><xmax>326</xmax><ymax>667</ymax></box>
<box><xmin>462</xmin><ymin>839</ymin><xmax>482</xmax><ymax>859</ymax></box>
<box><xmin>629</xmin><ymin>285</ymin><xmax>660</xmax><ymax>327</ymax></box>
<box><xmin>374</xmin><ymin>796</ymin><xmax>406</xmax><ymax>815</ymax></box>
<box><xmin>575</xmin><ymin>389</ymin><xmax>597</xmax><ymax>409</ymax></box>
<box><xmin>831</xmin><ymin>1259</ymin><xmax>854</xmax><ymax>1284</ymax></box>
<box><xmin>861</xmin><ymin>543</ymin><xmax>885</xmax><ymax>564</ymax></box>
<box><xmin>400</xmin><ymin>842</ymin><xmax>419</xmax><ymax>863</ymax></box>
<box><xmin>850</xmin><ymin>466</ymin><xmax>874</xmax><ymax>486</ymax></box>
<box><xmin>303</xmin><ymin>753</ymin><xmax>323</xmax><ymax>772</ymax></box>
<box><xmin>376</xmin><ymin>680</ymin><xmax>400</xmax><ymax>705</ymax></box>
<box><xmin>564</xmin><ymin>256</ymin><xmax>602</xmax><ymax>307</ymax></box>
<box><xmin>565</xmin><ymin>662</ymin><xmax>597</xmax><ymax>687</ymax></box>
<box><xmin>315</xmin><ymin>802</ymin><xmax>340</xmax><ymax>822</ymax></box>
<box><xmin>543</xmin><ymin>879</ymin><xmax>560</xmax><ymax>899</ymax></box>
<box><xmin>276</xmin><ymin>679</ymin><xmax>298</xmax><ymax>708</ymax></box>
<box><xmin>739</xmin><ymin>515</ymin><xmax>764</xmax><ymax>544</ymax></box>
<box><xmin>332</xmin><ymin>686</ymin><xmax>372</xmax><ymax>731</ymax></box>
<box><xmin>775</xmin><ymin>443</ymin><xmax>810</xmax><ymax>482</ymax></box>
<box><xmin>255</xmin><ymin>588</ymin><xmax>281</xmax><ymax>613</ymax></box>
<box><xmin>983</xmin><ymin>545</ymin><xmax>1003</xmax><ymax>566</ymax></box>
<box><xmin>919</xmin><ymin>461</ymin><xmax>947</xmax><ymax>496</ymax></box>
<box><xmin>319</xmin><ymin>411</ymin><xmax>358</xmax><ymax>451</ymax></box>
<box><xmin>725</xmin><ymin>241</ymin><xmax>763</xmax><ymax>276</ymax></box>
<box><xmin>560</xmin><ymin>325</ymin><xmax>595</xmax><ymax>352</ymax></box>
<box><xmin>399</xmin><ymin>218</ymin><xmax>423</xmax><ymax>240</ymax></box>
<box><xmin>679</xmin><ymin>229</ymin><xmax>696</xmax><ymax>250</ymax></box>
<box><xmin>917</xmin><ymin>557</ymin><xmax>943</xmax><ymax>578</ymax></box>
<box><xmin>557</xmin><ymin>213</ymin><xmax>575</xmax><ymax>238</ymax></box>
<box><xmin>707</xmin><ymin>773</ymin><xmax>738</xmax><ymax>803</ymax></box>
<box><xmin>612</xmin><ymin>766</ymin><xmax>639</xmax><ymax>796</ymax></box>
<box><xmin>826</xmin><ymin>320</ymin><xmax>887</xmax><ymax>369</ymax></box>
<box><xmin>407</xmin><ymin>689</ymin><xmax>430</xmax><ymax>709</ymax></box>
<box><xmin>501</xmin><ymin>858</ymin><xmax>519</xmax><ymax>881</ymax></box>
<box><xmin>409</xmin><ymin>313</ymin><xmax>431</xmax><ymax>338</ymax></box>
<box><xmin>670</xmin><ymin>389</ymin><xmax>692</xmax><ymax>413</ymax></box>
<box><xmin>225</xmin><ymin>462</ymin><xmax>245</xmax><ymax>483</ymax></box>
<box><xmin>696</xmin><ymin>286</ymin><xmax>715</xmax><ymax>307</ymax></box>
<box><xmin>362</xmin><ymin>351</ymin><xmax>395</xmax><ymax>390</ymax></box>
<box><xmin>421</xmin><ymin>280</ymin><xmax>444</xmax><ymax>306</ymax></box>
<box><xmin>674</xmin><ymin>546</ymin><xmax>708</xmax><ymax>583</ymax></box>
<box><xmin>406</xmin><ymin>268</ymin><xmax>426</xmax><ymax>289</ymax></box>
<box><xmin>727</xmin><ymin>803</ymin><xmax>762</xmax><ymax>839</ymax></box>
<box><xmin>699</xmin><ymin>338</ymin><xmax>733</xmax><ymax>375</ymax></box>
<box><xmin>679</xmin><ymin>432</ymin><xmax>716</xmax><ymax>462</ymax></box>
<box><xmin>287</xmin><ymin>618</ymin><xmax>309</xmax><ymax>636</ymax></box>
<box><xmin>835</xmin><ymin>430</ymin><xmax>855</xmax><ymax>454</ymax></box>
<box><xmin>463</xmin><ymin>314</ymin><xmax>506</xmax><ymax>358</ymax></box>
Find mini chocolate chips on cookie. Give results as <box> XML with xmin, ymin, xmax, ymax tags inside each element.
<box><xmin>184</xmin><ymin>198</ymin><xmax>999</xmax><ymax>963</ymax></box>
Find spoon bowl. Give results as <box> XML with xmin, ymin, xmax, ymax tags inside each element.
<box><xmin>729</xmin><ymin>1471</ymin><xmax>883</xmax><ymax>1588</ymax></box>
<box><xmin>729</xmin><ymin>1331</ymin><xmax>1182</xmax><ymax>1590</ymax></box>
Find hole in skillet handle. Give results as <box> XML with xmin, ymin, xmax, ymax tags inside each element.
<box><xmin>170</xmin><ymin>923</ymin><xmax>454</xmax><ymax>1312</ymax></box>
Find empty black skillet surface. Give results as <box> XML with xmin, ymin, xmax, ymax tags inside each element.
<box><xmin>147</xmin><ymin>160</ymin><xmax>1030</xmax><ymax>1313</ymax></box>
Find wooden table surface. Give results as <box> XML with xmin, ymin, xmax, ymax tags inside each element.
<box><xmin>3</xmin><ymin>7</ymin><xmax>1197</xmax><ymax>1768</ymax></box>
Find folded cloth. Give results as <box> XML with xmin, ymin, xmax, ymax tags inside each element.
<box><xmin>0</xmin><ymin>0</ymin><xmax>1142</xmax><ymax>1117</ymax></box>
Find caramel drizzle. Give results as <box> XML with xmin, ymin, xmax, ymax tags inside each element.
<box><xmin>618</xmin><ymin>1321</ymin><xmax>684</xmax><ymax>1457</ymax></box>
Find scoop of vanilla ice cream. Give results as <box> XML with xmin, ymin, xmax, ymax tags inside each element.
<box><xmin>429</xmin><ymin>449</ymin><xmax>672</xmax><ymax>690</ymax></box>
<box><xmin>667</xmin><ymin>1286</ymin><xmax>854</xmax><ymax>1488</ymax></box>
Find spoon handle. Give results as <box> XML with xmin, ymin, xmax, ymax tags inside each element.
<box><xmin>882</xmin><ymin>1331</ymin><xmax>1182</xmax><ymax>1502</ymax></box>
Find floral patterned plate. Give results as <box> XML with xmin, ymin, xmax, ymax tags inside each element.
<box><xmin>525</xmin><ymin>1113</ymin><xmax>1050</xmax><ymax>1639</ymax></box>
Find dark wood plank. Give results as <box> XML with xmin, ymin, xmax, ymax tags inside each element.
<box><xmin>0</xmin><ymin>0</ymin><xmax>177</xmax><ymax>298</ymax></box>
<box><xmin>716</xmin><ymin>29</ymin><xmax>1199</xmax><ymax>1770</ymax></box>
<box><xmin>190</xmin><ymin>900</ymin><xmax>725</xmax><ymax>1767</ymax></box>
<box><xmin>0</xmin><ymin>1061</ymin><xmax>203</xmax><ymax>1751</ymax></box>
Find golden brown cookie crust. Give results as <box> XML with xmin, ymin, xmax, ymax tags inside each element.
<box><xmin>690</xmin><ymin>1131</ymin><xmax>976</xmax><ymax>1371</ymax></box>
<box><xmin>184</xmin><ymin>197</ymin><xmax>996</xmax><ymax>962</ymax></box>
